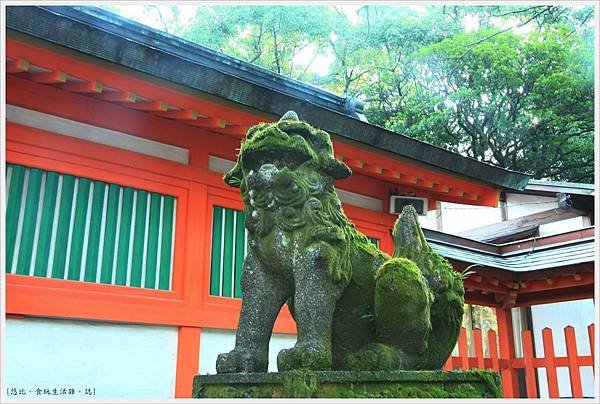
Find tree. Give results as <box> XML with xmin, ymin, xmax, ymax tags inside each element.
<box><xmin>106</xmin><ymin>4</ymin><xmax>595</xmax><ymax>183</ymax></box>
<box><xmin>383</xmin><ymin>25</ymin><xmax>594</xmax><ymax>182</ymax></box>
<box><xmin>182</xmin><ymin>5</ymin><xmax>336</xmax><ymax>79</ymax></box>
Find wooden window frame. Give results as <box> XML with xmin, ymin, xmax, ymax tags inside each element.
<box><xmin>5</xmin><ymin>122</ymin><xmax>206</xmax><ymax>327</ymax></box>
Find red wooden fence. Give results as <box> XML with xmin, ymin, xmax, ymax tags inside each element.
<box><xmin>443</xmin><ymin>324</ymin><xmax>595</xmax><ymax>398</ymax></box>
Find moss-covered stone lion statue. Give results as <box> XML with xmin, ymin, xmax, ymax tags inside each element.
<box><xmin>216</xmin><ymin>111</ymin><xmax>464</xmax><ymax>373</ymax></box>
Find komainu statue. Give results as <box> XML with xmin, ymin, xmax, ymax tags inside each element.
<box><xmin>217</xmin><ymin>111</ymin><xmax>464</xmax><ymax>373</ymax></box>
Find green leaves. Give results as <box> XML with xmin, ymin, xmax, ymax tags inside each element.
<box><xmin>107</xmin><ymin>4</ymin><xmax>594</xmax><ymax>183</ymax></box>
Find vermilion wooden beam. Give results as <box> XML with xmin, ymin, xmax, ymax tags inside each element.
<box><xmin>363</xmin><ymin>163</ymin><xmax>383</xmax><ymax>174</ymax></box>
<box><xmin>30</xmin><ymin>70</ymin><xmax>67</xmax><ymax>84</ymax></box>
<box><xmin>487</xmin><ymin>330</ymin><xmax>500</xmax><ymax>371</ymax></box>
<box><xmin>464</xmin><ymin>192</ymin><xmax>479</xmax><ymax>201</ymax></box>
<box><xmin>501</xmin><ymin>280</ymin><xmax>519</xmax><ymax>290</ymax></box>
<box><xmin>63</xmin><ymin>81</ymin><xmax>103</xmax><ymax>94</ymax></box>
<box><xmin>381</xmin><ymin>169</ymin><xmax>400</xmax><ymax>179</ymax></box>
<box><xmin>473</xmin><ymin>329</ymin><xmax>485</xmax><ymax>369</ymax></box>
<box><xmin>127</xmin><ymin>100</ymin><xmax>169</xmax><ymax>112</ymax></box>
<box><xmin>496</xmin><ymin>307</ymin><xmax>519</xmax><ymax>398</ymax></box>
<box><xmin>542</xmin><ymin>328</ymin><xmax>560</xmax><ymax>398</ymax></box>
<box><xmin>432</xmin><ymin>183</ymin><xmax>450</xmax><ymax>193</ymax></box>
<box><xmin>522</xmin><ymin>330</ymin><xmax>538</xmax><ymax>398</ymax></box>
<box><xmin>174</xmin><ymin>327</ymin><xmax>201</xmax><ymax>398</ymax></box>
<box><xmin>185</xmin><ymin>118</ymin><xmax>227</xmax><ymax>128</ymax></box>
<box><xmin>215</xmin><ymin>125</ymin><xmax>249</xmax><ymax>136</ymax></box>
<box><xmin>95</xmin><ymin>90</ymin><xmax>137</xmax><ymax>102</ymax></box>
<box><xmin>501</xmin><ymin>291</ymin><xmax>518</xmax><ymax>309</ymax></box>
<box><xmin>417</xmin><ymin>178</ymin><xmax>434</xmax><ymax>188</ymax></box>
<box><xmin>463</xmin><ymin>280</ymin><xmax>509</xmax><ymax>295</ymax></box>
<box><xmin>7</xmin><ymin>38</ymin><xmax>261</xmax><ymax>127</ymax></box>
<box><xmin>520</xmin><ymin>273</ymin><xmax>594</xmax><ymax>293</ymax></box>
<box><xmin>344</xmin><ymin>158</ymin><xmax>364</xmax><ymax>169</ymax></box>
<box><xmin>7</xmin><ymin>58</ymin><xmax>29</xmax><ymax>73</ymax></box>
<box><xmin>399</xmin><ymin>174</ymin><xmax>417</xmax><ymax>184</ymax></box>
<box><xmin>564</xmin><ymin>326</ymin><xmax>583</xmax><ymax>398</ymax></box>
<box><xmin>157</xmin><ymin>109</ymin><xmax>199</xmax><ymax>120</ymax></box>
<box><xmin>458</xmin><ymin>328</ymin><xmax>469</xmax><ymax>369</ymax></box>
<box><xmin>448</xmin><ymin>188</ymin><xmax>465</xmax><ymax>197</ymax></box>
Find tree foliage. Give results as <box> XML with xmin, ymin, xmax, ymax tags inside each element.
<box><xmin>108</xmin><ymin>4</ymin><xmax>595</xmax><ymax>183</ymax></box>
<box><xmin>183</xmin><ymin>5</ymin><xmax>336</xmax><ymax>79</ymax></box>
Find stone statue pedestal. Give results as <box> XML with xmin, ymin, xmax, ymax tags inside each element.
<box><xmin>192</xmin><ymin>370</ymin><xmax>502</xmax><ymax>398</ymax></box>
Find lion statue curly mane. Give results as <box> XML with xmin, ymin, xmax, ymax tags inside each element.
<box><xmin>216</xmin><ymin>111</ymin><xmax>464</xmax><ymax>373</ymax></box>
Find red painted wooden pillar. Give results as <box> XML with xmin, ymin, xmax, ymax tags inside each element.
<box><xmin>174</xmin><ymin>326</ymin><xmax>201</xmax><ymax>398</ymax></box>
<box><xmin>496</xmin><ymin>307</ymin><xmax>519</xmax><ymax>398</ymax></box>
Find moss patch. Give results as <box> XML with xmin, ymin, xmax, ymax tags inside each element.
<box><xmin>193</xmin><ymin>370</ymin><xmax>502</xmax><ymax>398</ymax></box>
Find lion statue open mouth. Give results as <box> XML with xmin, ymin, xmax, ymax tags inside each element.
<box><xmin>217</xmin><ymin>111</ymin><xmax>464</xmax><ymax>372</ymax></box>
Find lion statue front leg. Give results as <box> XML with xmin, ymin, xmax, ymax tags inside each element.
<box><xmin>216</xmin><ymin>252</ymin><xmax>292</xmax><ymax>373</ymax></box>
<box><xmin>277</xmin><ymin>241</ymin><xmax>349</xmax><ymax>371</ymax></box>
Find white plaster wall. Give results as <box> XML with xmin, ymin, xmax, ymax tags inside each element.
<box><xmin>530</xmin><ymin>299</ymin><xmax>595</xmax><ymax>398</ymax></box>
<box><xmin>538</xmin><ymin>217</ymin><xmax>586</xmax><ymax>237</ymax></box>
<box><xmin>7</xmin><ymin>105</ymin><xmax>189</xmax><ymax>164</ymax></box>
<box><xmin>506</xmin><ymin>193</ymin><xmax>586</xmax><ymax>236</ymax></box>
<box><xmin>505</xmin><ymin>193</ymin><xmax>556</xmax><ymax>219</ymax></box>
<box><xmin>418</xmin><ymin>208</ymin><xmax>440</xmax><ymax>230</ymax></box>
<box><xmin>198</xmin><ymin>328</ymin><xmax>296</xmax><ymax>374</ymax></box>
<box><xmin>435</xmin><ymin>195</ymin><xmax>586</xmax><ymax>237</ymax></box>
<box><xmin>437</xmin><ymin>202</ymin><xmax>502</xmax><ymax>234</ymax></box>
<box><xmin>4</xmin><ymin>317</ymin><xmax>178</xmax><ymax>399</ymax></box>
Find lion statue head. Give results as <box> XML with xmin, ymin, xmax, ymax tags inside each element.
<box><xmin>224</xmin><ymin>111</ymin><xmax>351</xmax><ymax>188</ymax></box>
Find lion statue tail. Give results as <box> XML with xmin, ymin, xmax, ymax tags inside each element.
<box><xmin>391</xmin><ymin>205</ymin><xmax>465</xmax><ymax>369</ymax></box>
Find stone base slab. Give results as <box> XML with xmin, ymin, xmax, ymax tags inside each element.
<box><xmin>193</xmin><ymin>369</ymin><xmax>502</xmax><ymax>398</ymax></box>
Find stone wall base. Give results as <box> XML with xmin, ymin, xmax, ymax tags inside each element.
<box><xmin>193</xmin><ymin>369</ymin><xmax>502</xmax><ymax>398</ymax></box>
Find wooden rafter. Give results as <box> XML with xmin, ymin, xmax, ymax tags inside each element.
<box><xmin>95</xmin><ymin>91</ymin><xmax>137</xmax><ymax>102</ymax></box>
<box><xmin>156</xmin><ymin>109</ymin><xmax>199</xmax><ymax>120</ymax></box>
<box><xmin>185</xmin><ymin>118</ymin><xmax>227</xmax><ymax>129</ymax></box>
<box><xmin>63</xmin><ymin>81</ymin><xmax>103</xmax><ymax>94</ymax></box>
<box><xmin>127</xmin><ymin>100</ymin><xmax>169</xmax><ymax>112</ymax></box>
<box><xmin>214</xmin><ymin>125</ymin><xmax>248</xmax><ymax>136</ymax></box>
<box><xmin>7</xmin><ymin>58</ymin><xmax>29</xmax><ymax>73</ymax></box>
<box><xmin>30</xmin><ymin>70</ymin><xmax>67</xmax><ymax>84</ymax></box>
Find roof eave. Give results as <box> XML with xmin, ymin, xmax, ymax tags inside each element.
<box><xmin>6</xmin><ymin>5</ymin><xmax>531</xmax><ymax>191</ymax></box>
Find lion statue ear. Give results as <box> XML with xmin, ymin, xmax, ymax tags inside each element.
<box><xmin>224</xmin><ymin>160</ymin><xmax>242</xmax><ymax>188</ymax></box>
<box><xmin>320</xmin><ymin>157</ymin><xmax>352</xmax><ymax>180</ymax></box>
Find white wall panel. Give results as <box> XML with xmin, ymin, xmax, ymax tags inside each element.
<box><xmin>7</xmin><ymin>105</ymin><xmax>189</xmax><ymax>164</ymax></box>
<box><xmin>4</xmin><ymin>317</ymin><xmax>178</xmax><ymax>399</ymax></box>
<box><xmin>198</xmin><ymin>328</ymin><xmax>296</xmax><ymax>374</ymax></box>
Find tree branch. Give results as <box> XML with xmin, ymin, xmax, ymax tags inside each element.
<box><xmin>454</xmin><ymin>6</ymin><xmax>554</xmax><ymax>61</ymax></box>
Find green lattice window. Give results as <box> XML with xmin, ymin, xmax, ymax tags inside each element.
<box><xmin>5</xmin><ymin>164</ymin><xmax>176</xmax><ymax>290</ymax></box>
<box><xmin>209</xmin><ymin>206</ymin><xmax>247</xmax><ymax>298</ymax></box>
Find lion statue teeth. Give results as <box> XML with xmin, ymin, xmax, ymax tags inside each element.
<box><xmin>216</xmin><ymin>111</ymin><xmax>464</xmax><ymax>373</ymax></box>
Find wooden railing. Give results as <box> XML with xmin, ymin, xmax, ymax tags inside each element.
<box><xmin>443</xmin><ymin>324</ymin><xmax>595</xmax><ymax>398</ymax></box>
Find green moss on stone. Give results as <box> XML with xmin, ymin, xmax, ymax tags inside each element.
<box><xmin>346</xmin><ymin>343</ymin><xmax>402</xmax><ymax>371</ymax></box>
<box><xmin>193</xmin><ymin>370</ymin><xmax>502</xmax><ymax>398</ymax></box>
<box><xmin>218</xmin><ymin>112</ymin><xmax>465</xmax><ymax>374</ymax></box>
<box><xmin>282</xmin><ymin>370</ymin><xmax>318</xmax><ymax>398</ymax></box>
